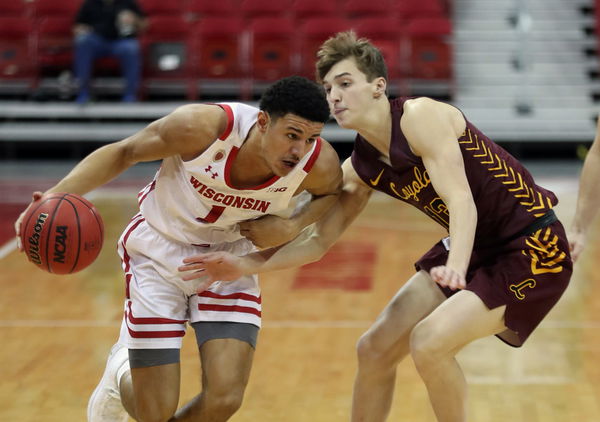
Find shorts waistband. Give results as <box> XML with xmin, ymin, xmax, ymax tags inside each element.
<box><xmin>516</xmin><ymin>209</ymin><xmax>557</xmax><ymax>238</ymax></box>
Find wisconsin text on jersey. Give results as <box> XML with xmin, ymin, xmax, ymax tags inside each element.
<box><xmin>189</xmin><ymin>176</ymin><xmax>271</xmax><ymax>213</ymax></box>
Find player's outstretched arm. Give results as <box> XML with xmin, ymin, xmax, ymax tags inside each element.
<box><xmin>14</xmin><ymin>105</ymin><xmax>227</xmax><ymax>249</ymax></box>
<box><xmin>239</xmin><ymin>138</ymin><xmax>343</xmax><ymax>249</ymax></box>
<box><xmin>179</xmin><ymin>158</ymin><xmax>372</xmax><ymax>290</ymax></box>
<box><xmin>570</xmin><ymin>121</ymin><xmax>600</xmax><ymax>261</ymax></box>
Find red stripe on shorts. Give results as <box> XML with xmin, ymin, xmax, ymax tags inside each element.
<box><xmin>127</xmin><ymin>302</ymin><xmax>187</xmax><ymax>324</ymax></box>
<box><xmin>198</xmin><ymin>290</ymin><xmax>262</xmax><ymax>304</ymax></box>
<box><xmin>198</xmin><ymin>303</ymin><xmax>261</xmax><ymax>317</ymax></box>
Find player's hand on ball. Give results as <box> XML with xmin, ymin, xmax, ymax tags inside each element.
<box><xmin>430</xmin><ymin>265</ymin><xmax>466</xmax><ymax>290</ymax></box>
<box><xmin>14</xmin><ymin>191</ymin><xmax>43</xmax><ymax>251</ymax></box>
<box><xmin>179</xmin><ymin>251</ymin><xmax>245</xmax><ymax>293</ymax></box>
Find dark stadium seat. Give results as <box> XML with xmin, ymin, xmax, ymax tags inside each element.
<box><xmin>404</xmin><ymin>16</ymin><xmax>452</xmax><ymax>80</ymax></box>
<box><xmin>187</xmin><ymin>0</ymin><xmax>238</xmax><ymax>21</ymax></box>
<box><xmin>140</xmin><ymin>15</ymin><xmax>194</xmax><ymax>99</ymax></box>
<box><xmin>394</xmin><ymin>0</ymin><xmax>445</xmax><ymax>19</ymax></box>
<box><xmin>248</xmin><ymin>17</ymin><xmax>295</xmax><ymax>81</ymax></box>
<box><xmin>0</xmin><ymin>17</ymin><xmax>37</xmax><ymax>94</ymax></box>
<box><xmin>191</xmin><ymin>17</ymin><xmax>247</xmax><ymax>98</ymax></box>
<box><xmin>138</xmin><ymin>0</ymin><xmax>185</xmax><ymax>16</ymax></box>
<box><xmin>354</xmin><ymin>18</ymin><xmax>403</xmax><ymax>79</ymax></box>
<box><xmin>33</xmin><ymin>0</ymin><xmax>80</xmax><ymax>19</ymax></box>
<box><xmin>291</xmin><ymin>0</ymin><xmax>336</xmax><ymax>21</ymax></box>
<box><xmin>298</xmin><ymin>17</ymin><xmax>352</xmax><ymax>78</ymax></box>
<box><xmin>344</xmin><ymin>0</ymin><xmax>390</xmax><ymax>18</ymax></box>
<box><xmin>36</xmin><ymin>17</ymin><xmax>74</xmax><ymax>72</ymax></box>
<box><xmin>240</xmin><ymin>0</ymin><xmax>290</xmax><ymax>18</ymax></box>
<box><xmin>0</xmin><ymin>0</ymin><xmax>31</xmax><ymax>17</ymax></box>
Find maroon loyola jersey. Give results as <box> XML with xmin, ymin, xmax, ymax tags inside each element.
<box><xmin>351</xmin><ymin>98</ymin><xmax>558</xmax><ymax>247</ymax></box>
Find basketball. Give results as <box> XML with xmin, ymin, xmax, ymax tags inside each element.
<box><xmin>19</xmin><ymin>193</ymin><xmax>104</xmax><ymax>274</ymax></box>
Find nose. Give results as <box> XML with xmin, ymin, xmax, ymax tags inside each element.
<box><xmin>289</xmin><ymin>140</ymin><xmax>305</xmax><ymax>156</ymax></box>
<box><xmin>328</xmin><ymin>86</ymin><xmax>341</xmax><ymax>103</ymax></box>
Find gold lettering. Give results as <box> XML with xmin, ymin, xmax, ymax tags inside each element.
<box><xmin>389</xmin><ymin>167</ymin><xmax>431</xmax><ymax>202</ymax></box>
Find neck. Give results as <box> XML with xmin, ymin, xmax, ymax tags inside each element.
<box><xmin>230</xmin><ymin>126</ymin><xmax>273</xmax><ymax>188</ymax></box>
<box><xmin>354</xmin><ymin>98</ymin><xmax>392</xmax><ymax>156</ymax></box>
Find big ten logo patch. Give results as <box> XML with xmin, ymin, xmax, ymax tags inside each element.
<box><xmin>266</xmin><ymin>187</ymin><xmax>287</xmax><ymax>193</ymax></box>
<box><xmin>509</xmin><ymin>278</ymin><xmax>536</xmax><ymax>300</ymax></box>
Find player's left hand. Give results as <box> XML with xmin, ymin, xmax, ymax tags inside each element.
<box><xmin>14</xmin><ymin>191</ymin><xmax>44</xmax><ymax>251</ymax></box>
<box><xmin>239</xmin><ymin>215</ymin><xmax>299</xmax><ymax>249</ymax></box>
<box><xmin>430</xmin><ymin>265</ymin><xmax>466</xmax><ymax>290</ymax></box>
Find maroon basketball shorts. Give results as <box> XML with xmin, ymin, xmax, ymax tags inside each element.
<box><xmin>415</xmin><ymin>220</ymin><xmax>572</xmax><ymax>347</ymax></box>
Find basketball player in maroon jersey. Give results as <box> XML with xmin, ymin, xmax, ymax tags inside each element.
<box><xmin>180</xmin><ymin>31</ymin><xmax>573</xmax><ymax>422</ymax></box>
<box><xmin>570</xmin><ymin>117</ymin><xmax>600</xmax><ymax>261</ymax></box>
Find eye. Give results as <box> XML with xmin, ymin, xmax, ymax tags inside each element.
<box><xmin>306</xmin><ymin>137</ymin><xmax>316</xmax><ymax>144</ymax></box>
<box><xmin>287</xmin><ymin>133</ymin><xmax>298</xmax><ymax>140</ymax></box>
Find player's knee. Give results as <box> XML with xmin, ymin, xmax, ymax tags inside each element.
<box><xmin>356</xmin><ymin>332</ymin><xmax>385</xmax><ymax>366</ymax></box>
<box><xmin>135</xmin><ymin>404</ymin><xmax>177</xmax><ymax>422</ymax></box>
<box><xmin>204</xmin><ymin>388</ymin><xmax>245</xmax><ymax>417</ymax></box>
<box><xmin>409</xmin><ymin>321</ymin><xmax>447</xmax><ymax>372</ymax></box>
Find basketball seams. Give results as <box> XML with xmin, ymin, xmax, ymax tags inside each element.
<box><xmin>61</xmin><ymin>195</ymin><xmax>82</xmax><ymax>274</ymax></box>
<box><xmin>70</xmin><ymin>193</ymin><xmax>105</xmax><ymax>251</ymax></box>
<box><xmin>43</xmin><ymin>193</ymin><xmax>68</xmax><ymax>273</ymax></box>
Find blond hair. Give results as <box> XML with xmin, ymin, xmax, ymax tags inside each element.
<box><xmin>316</xmin><ymin>31</ymin><xmax>387</xmax><ymax>83</ymax></box>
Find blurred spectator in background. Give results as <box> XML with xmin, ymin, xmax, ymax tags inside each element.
<box><xmin>570</xmin><ymin>117</ymin><xmax>600</xmax><ymax>261</ymax></box>
<box><xmin>73</xmin><ymin>0</ymin><xmax>146</xmax><ymax>103</ymax></box>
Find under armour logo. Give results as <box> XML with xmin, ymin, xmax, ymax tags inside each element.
<box><xmin>205</xmin><ymin>165</ymin><xmax>218</xmax><ymax>179</ymax></box>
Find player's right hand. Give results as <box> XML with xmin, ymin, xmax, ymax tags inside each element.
<box><xmin>14</xmin><ymin>191</ymin><xmax>43</xmax><ymax>251</ymax></box>
<box><xmin>568</xmin><ymin>230</ymin><xmax>585</xmax><ymax>262</ymax></box>
<box><xmin>178</xmin><ymin>251</ymin><xmax>246</xmax><ymax>293</ymax></box>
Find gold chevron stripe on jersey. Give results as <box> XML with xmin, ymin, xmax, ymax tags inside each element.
<box><xmin>520</xmin><ymin>227</ymin><xmax>566</xmax><ymax>275</ymax></box>
<box><xmin>459</xmin><ymin>129</ymin><xmax>552</xmax><ymax>217</ymax></box>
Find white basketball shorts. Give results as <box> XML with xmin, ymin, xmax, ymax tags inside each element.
<box><xmin>116</xmin><ymin>213</ymin><xmax>262</xmax><ymax>349</ymax></box>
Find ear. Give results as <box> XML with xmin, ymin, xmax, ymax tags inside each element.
<box><xmin>373</xmin><ymin>77</ymin><xmax>387</xmax><ymax>98</ymax></box>
<box><xmin>257</xmin><ymin>111</ymin><xmax>269</xmax><ymax>132</ymax></box>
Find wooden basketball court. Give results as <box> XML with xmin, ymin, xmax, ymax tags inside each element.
<box><xmin>1</xmin><ymin>170</ymin><xmax>599</xmax><ymax>422</ymax></box>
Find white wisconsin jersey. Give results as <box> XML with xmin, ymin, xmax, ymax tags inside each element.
<box><xmin>138</xmin><ymin>103</ymin><xmax>322</xmax><ymax>245</ymax></box>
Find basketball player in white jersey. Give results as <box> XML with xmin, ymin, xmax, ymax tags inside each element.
<box><xmin>15</xmin><ymin>76</ymin><xmax>342</xmax><ymax>422</ymax></box>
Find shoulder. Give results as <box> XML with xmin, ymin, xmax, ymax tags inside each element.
<box><xmin>400</xmin><ymin>97</ymin><xmax>465</xmax><ymax>150</ymax></box>
<box><xmin>402</xmin><ymin>97</ymin><xmax>459</xmax><ymax>122</ymax></box>
<box><xmin>301</xmin><ymin>138</ymin><xmax>342</xmax><ymax>193</ymax></box>
<box><xmin>160</xmin><ymin>104</ymin><xmax>227</xmax><ymax>141</ymax></box>
<box><xmin>311</xmin><ymin>138</ymin><xmax>340</xmax><ymax>174</ymax></box>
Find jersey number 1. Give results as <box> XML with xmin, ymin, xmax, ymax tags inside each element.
<box><xmin>196</xmin><ymin>205</ymin><xmax>225</xmax><ymax>223</ymax></box>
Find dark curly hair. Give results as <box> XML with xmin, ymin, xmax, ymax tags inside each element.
<box><xmin>259</xmin><ymin>76</ymin><xmax>330</xmax><ymax>124</ymax></box>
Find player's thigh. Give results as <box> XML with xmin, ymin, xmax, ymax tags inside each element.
<box><xmin>412</xmin><ymin>289</ymin><xmax>507</xmax><ymax>356</ymax></box>
<box><xmin>199</xmin><ymin>337</ymin><xmax>255</xmax><ymax>395</ymax></box>
<box><xmin>360</xmin><ymin>270</ymin><xmax>447</xmax><ymax>358</ymax></box>
<box><xmin>131</xmin><ymin>361</ymin><xmax>181</xmax><ymax>419</ymax></box>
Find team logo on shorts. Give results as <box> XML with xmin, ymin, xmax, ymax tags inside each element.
<box><xmin>509</xmin><ymin>278</ymin><xmax>536</xmax><ymax>300</ymax></box>
<box><xmin>213</xmin><ymin>149</ymin><xmax>226</xmax><ymax>162</ymax></box>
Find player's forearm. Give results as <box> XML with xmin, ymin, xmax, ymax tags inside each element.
<box><xmin>45</xmin><ymin>142</ymin><xmax>135</xmax><ymax>196</ymax></box>
<box><xmin>238</xmin><ymin>225</ymin><xmax>330</xmax><ymax>274</ymax></box>
<box><xmin>572</xmin><ymin>144</ymin><xmax>600</xmax><ymax>232</ymax></box>
<box><xmin>445</xmin><ymin>196</ymin><xmax>477</xmax><ymax>274</ymax></box>
<box><xmin>289</xmin><ymin>191</ymin><xmax>339</xmax><ymax>232</ymax></box>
